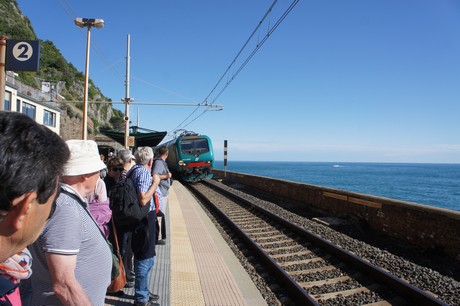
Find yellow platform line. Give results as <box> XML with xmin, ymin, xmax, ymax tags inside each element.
<box><xmin>169</xmin><ymin>187</ymin><xmax>206</xmax><ymax>305</ymax></box>
<box><xmin>170</xmin><ymin>183</ymin><xmax>247</xmax><ymax>306</ymax></box>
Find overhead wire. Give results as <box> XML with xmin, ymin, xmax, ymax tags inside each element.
<box><xmin>211</xmin><ymin>0</ymin><xmax>300</xmax><ymax>105</ymax></box>
<box><xmin>131</xmin><ymin>75</ymin><xmax>198</xmax><ymax>103</ymax></box>
<box><xmin>56</xmin><ymin>0</ymin><xmax>298</xmax><ymax>136</ymax></box>
<box><xmin>174</xmin><ymin>0</ymin><xmax>280</xmax><ymax>132</ymax></box>
<box><xmin>57</xmin><ymin>1</ymin><xmax>198</xmax><ymax>107</ymax></box>
<box><xmin>203</xmin><ymin>0</ymin><xmax>279</xmax><ymax>104</ymax></box>
<box><xmin>130</xmin><ymin>74</ymin><xmax>203</xmax><ymax>134</ymax></box>
<box><xmin>56</xmin><ymin>0</ymin><xmax>125</xmax><ymax>86</ymax></box>
<box><xmin>56</xmin><ymin>0</ymin><xmax>76</xmax><ymax>20</ymax></box>
<box><xmin>175</xmin><ymin>0</ymin><xmax>299</xmax><ymax>132</ymax></box>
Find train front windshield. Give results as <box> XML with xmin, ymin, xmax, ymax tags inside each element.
<box><xmin>180</xmin><ymin>138</ymin><xmax>209</xmax><ymax>155</ymax></box>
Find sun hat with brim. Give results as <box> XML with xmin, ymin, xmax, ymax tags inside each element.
<box><xmin>63</xmin><ymin>140</ymin><xmax>107</xmax><ymax>176</ymax></box>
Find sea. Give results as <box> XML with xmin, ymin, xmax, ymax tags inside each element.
<box><xmin>213</xmin><ymin>161</ymin><xmax>460</xmax><ymax>212</ymax></box>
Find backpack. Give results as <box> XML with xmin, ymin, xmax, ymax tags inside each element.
<box><xmin>109</xmin><ymin>170</ymin><xmax>150</xmax><ymax>226</ymax></box>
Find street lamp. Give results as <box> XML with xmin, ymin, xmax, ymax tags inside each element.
<box><xmin>74</xmin><ymin>18</ymin><xmax>104</xmax><ymax>140</ymax></box>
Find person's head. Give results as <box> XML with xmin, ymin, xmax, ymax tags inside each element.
<box><xmin>117</xmin><ymin>149</ymin><xmax>135</xmax><ymax>165</ymax></box>
<box><xmin>158</xmin><ymin>146</ymin><xmax>169</xmax><ymax>159</ymax></box>
<box><xmin>61</xmin><ymin>140</ymin><xmax>107</xmax><ymax>197</ymax></box>
<box><xmin>134</xmin><ymin>147</ymin><xmax>154</xmax><ymax>168</ymax></box>
<box><xmin>107</xmin><ymin>157</ymin><xmax>123</xmax><ymax>180</ymax></box>
<box><xmin>0</xmin><ymin>112</ymin><xmax>70</xmax><ymax>261</ymax></box>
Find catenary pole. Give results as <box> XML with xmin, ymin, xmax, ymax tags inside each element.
<box><xmin>123</xmin><ymin>34</ymin><xmax>132</xmax><ymax>148</ymax></box>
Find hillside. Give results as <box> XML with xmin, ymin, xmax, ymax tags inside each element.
<box><xmin>0</xmin><ymin>0</ymin><xmax>125</xmax><ymax>140</ymax></box>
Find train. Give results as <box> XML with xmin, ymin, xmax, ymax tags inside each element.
<box><xmin>158</xmin><ymin>131</ymin><xmax>214</xmax><ymax>182</ymax></box>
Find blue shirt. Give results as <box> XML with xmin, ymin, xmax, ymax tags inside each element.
<box><xmin>128</xmin><ymin>164</ymin><xmax>153</xmax><ymax>210</ymax></box>
<box><xmin>127</xmin><ymin>164</ymin><xmax>156</xmax><ymax>258</ymax></box>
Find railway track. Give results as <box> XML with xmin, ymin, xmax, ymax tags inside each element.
<box><xmin>187</xmin><ymin>180</ymin><xmax>448</xmax><ymax>306</ymax></box>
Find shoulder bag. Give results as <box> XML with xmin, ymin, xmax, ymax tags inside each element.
<box><xmin>106</xmin><ymin>218</ymin><xmax>126</xmax><ymax>292</ymax></box>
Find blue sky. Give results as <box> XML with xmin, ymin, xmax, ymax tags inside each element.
<box><xmin>17</xmin><ymin>0</ymin><xmax>460</xmax><ymax>163</ymax></box>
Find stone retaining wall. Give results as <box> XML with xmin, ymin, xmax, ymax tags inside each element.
<box><xmin>212</xmin><ymin>169</ymin><xmax>460</xmax><ymax>260</ymax></box>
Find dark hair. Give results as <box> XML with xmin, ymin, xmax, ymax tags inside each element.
<box><xmin>158</xmin><ymin>146</ymin><xmax>168</xmax><ymax>156</ymax></box>
<box><xmin>0</xmin><ymin>112</ymin><xmax>70</xmax><ymax>210</ymax></box>
<box><xmin>107</xmin><ymin>157</ymin><xmax>123</xmax><ymax>170</ymax></box>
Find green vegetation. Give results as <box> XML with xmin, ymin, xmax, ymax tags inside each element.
<box><xmin>1</xmin><ymin>0</ymin><xmax>121</xmax><ymax>135</ymax></box>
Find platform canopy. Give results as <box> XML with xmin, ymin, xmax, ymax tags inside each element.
<box><xmin>99</xmin><ymin>126</ymin><xmax>167</xmax><ymax>148</ymax></box>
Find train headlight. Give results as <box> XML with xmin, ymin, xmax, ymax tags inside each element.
<box><xmin>178</xmin><ymin>160</ymin><xmax>185</xmax><ymax>166</ymax></box>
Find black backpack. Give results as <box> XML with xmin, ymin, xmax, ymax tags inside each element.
<box><xmin>109</xmin><ymin>169</ymin><xmax>150</xmax><ymax>226</ymax></box>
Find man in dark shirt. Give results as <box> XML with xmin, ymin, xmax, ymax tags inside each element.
<box><xmin>152</xmin><ymin>146</ymin><xmax>172</xmax><ymax>244</ymax></box>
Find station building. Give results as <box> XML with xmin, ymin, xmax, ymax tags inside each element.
<box><xmin>3</xmin><ymin>71</ymin><xmax>61</xmax><ymax>135</ymax></box>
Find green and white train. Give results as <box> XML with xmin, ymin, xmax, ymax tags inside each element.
<box><xmin>160</xmin><ymin>131</ymin><xmax>214</xmax><ymax>182</ymax></box>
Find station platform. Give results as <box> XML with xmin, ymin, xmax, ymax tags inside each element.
<box><xmin>104</xmin><ymin>181</ymin><xmax>267</xmax><ymax>306</ymax></box>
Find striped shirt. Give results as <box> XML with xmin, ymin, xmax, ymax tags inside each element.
<box><xmin>29</xmin><ymin>184</ymin><xmax>112</xmax><ymax>305</ymax></box>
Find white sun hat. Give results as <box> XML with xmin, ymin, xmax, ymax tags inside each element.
<box><xmin>63</xmin><ymin>140</ymin><xmax>107</xmax><ymax>176</ymax></box>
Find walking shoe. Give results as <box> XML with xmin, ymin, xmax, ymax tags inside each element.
<box><xmin>156</xmin><ymin>239</ymin><xmax>166</xmax><ymax>245</ymax></box>
<box><xmin>149</xmin><ymin>292</ymin><xmax>160</xmax><ymax>301</ymax></box>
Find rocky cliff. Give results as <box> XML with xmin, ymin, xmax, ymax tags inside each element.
<box><xmin>0</xmin><ymin>0</ymin><xmax>124</xmax><ymax>140</ymax></box>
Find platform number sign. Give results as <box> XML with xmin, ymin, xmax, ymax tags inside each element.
<box><xmin>5</xmin><ymin>40</ymin><xmax>40</xmax><ymax>72</ymax></box>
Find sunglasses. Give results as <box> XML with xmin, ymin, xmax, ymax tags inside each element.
<box><xmin>112</xmin><ymin>167</ymin><xmax>124</xmax><ymax>172</ymax></box>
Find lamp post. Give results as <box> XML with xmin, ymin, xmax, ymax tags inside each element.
<box><xmin>74</xmin><ymin>18</ymin><xmax>104</xmax><ymax>140</ymax></box>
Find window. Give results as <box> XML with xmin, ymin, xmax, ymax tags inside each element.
<box><xmin>43</xmin><ymin>110</ymin><xmax>56</xmax><ymax>127</ymax></box>
<box><xmin>4</xmin><ymin>91</ymin><xmax>11</xmax><ymax>111</ymax></box>
<box><xmin>195</xmin><ymin>139</ymin><xmax>209</xmax><ymax>151</ymax></box>
<box><xmin>16</xmin><ymin>99</ymin><xmax>21</xmax><ymax>113</ymax></box>
<box><xmin>180</xmin><ymin>138</ymin><xmax>210</xmax><ymax>155</ymax></box>
<box><xmin>180</xmin><ymin>141</ymin><xmax>193</xmax><ymax>152</ymax></box>
<box><xmin>22</xmin><ymin>102</ymin><xmax>36</xmax><ymax>120</ymax></box>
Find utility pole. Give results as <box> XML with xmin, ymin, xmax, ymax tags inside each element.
<box><xmin>122</xmin><ymin>34</ymin><xmax>133</xmax><ymax>148</ymax></box>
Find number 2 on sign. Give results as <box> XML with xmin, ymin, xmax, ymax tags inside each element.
<box><xmin>13</xmin><ymin>42</ymin><xmax>33</xmax><ymax>62</ymax></box>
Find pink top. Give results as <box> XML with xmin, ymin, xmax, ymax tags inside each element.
<box><xmin>0</xmin><ymin>282</ymin><xmax>21</xmax><ymax>306</ymax></box>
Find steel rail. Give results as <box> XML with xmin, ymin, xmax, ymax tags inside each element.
<box><xmin>188</xmin><ymin>183</ymin><xmax>319</xmax><ymax>305</ymax></box>
<box><xmin>198</xmin><ymin>181</ymin><xmax>448</xmax><ymax>306</ymax></box>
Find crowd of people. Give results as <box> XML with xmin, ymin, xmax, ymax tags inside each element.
<box><xmin>0</xmin><ymin>112</ymin><xmax>172</xmax><ymax>306</ymax></box>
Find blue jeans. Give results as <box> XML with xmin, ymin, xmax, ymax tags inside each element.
<box><xmin>134</xmin><ymin>256</ymin><xmax>155</xmax><ymax>302</ymax></box>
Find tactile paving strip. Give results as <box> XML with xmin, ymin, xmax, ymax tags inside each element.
<box><xmin>169</xmin><ymin>187</ymin><xmax>206</xmax><ymax>305</ymax></box>
<box><xmin>171</xmin><ymin>183</ymin><xmax>247</xmax><ymax>306</ymax></box>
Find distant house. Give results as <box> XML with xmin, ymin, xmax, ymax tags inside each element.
<box><xmin>4</xmin><ymin>72</ymin><xmax>61</xmax><ymax>135</ymax></box>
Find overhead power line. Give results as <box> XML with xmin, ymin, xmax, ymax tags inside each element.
<box><xmin>64</xmin><ymin>100</ymin><xmax>223</xmax><ymax>108</ymax></box>
<box><xmin>211</xmin><ymin>0</ymin><xmax>300</xmax><ymax>105</ymax></box>
<box><xmin>175</xmin><ymin>0</ymin><xmax>300</xmax><ymax>132</ymax></box>
<box><xmin>203</xmin><ymin>0</ymin><xmax>280</xmax><ymax>103</ymax></box>
<box><xmin>131</xmin><ymin>75</ymin><xmax>198</xmax><ymax>103</ymax></box>
<box><xmin>56</xmin><ymin>0</ymin><xmax>125</xmax><ymax>84</ymax></box>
